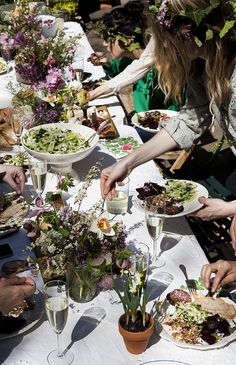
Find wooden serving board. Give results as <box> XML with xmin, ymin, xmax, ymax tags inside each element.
<box><xmin>95</xmin><ymin>105</ymin><xmax>119</xmax><ymax>139</ymax></box>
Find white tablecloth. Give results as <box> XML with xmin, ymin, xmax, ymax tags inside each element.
<box><xmin>1</xmin><ymin>123</ymin><xmax>235</xmax><ymax>365</ymax></box>
<box><xmin>1</xmin><ymin>21</ymin><xmax>235</xmax><ymax>365</ymax></box>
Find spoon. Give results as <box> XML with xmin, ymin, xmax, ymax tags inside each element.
<box><xmin>82</xmin><ymin>119</ymin><xmax>112</xmax><ymax>147</ymax></box>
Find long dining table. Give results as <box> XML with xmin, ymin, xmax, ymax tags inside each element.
<box><xmin>0</xmin><ymin>22</ymin><xmax>236</xmax><ymax>365</ymax></box>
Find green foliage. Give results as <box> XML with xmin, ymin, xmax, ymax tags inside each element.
<box><xmin>180</xmin><ymin>0</ymin><xmax>221</xmax><ymax>27</ymax></box>
<box><xmin>149</xmin><ymin>0</ymin><xmax>236</xmax><ymax>45</ymax></box>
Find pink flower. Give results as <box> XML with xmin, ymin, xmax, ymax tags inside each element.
<box><xmin>45</xmin><ymin>56</ymin><xmax>56</xmax><ymax>67</ymax></box>
<box><xmin>98</xmin><ymin>274</ymin><xmax>113</xmax><ymax>290</ymax></box>
<box><xmin>121</xmin><ymin>144</ymin><xmax>133</xmax><ymax>151</ymax></box>
<box><xmin>116</xmin><ymin>258</ymin><xmax>131</xmax><ymax>269</ymax></box>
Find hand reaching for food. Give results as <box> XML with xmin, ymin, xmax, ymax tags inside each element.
<box><xmin>87</xmin><ymin>52</ymin><xmax>109</xmax><ymax>66</ymax></box>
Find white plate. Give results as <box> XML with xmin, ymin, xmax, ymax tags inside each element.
<box><xmin>0</xmin><ymin>196</ymin><xmax>30</xmax><ymax>235</ymax></box>
<box><xmin>103</xmin><ymin>136</ymin><xmax>140</xmax><ymax>159</ymax></box>
<box><xmin>132</xmin><ymin>179</ymin><xmax>209</xmax><ymax>218</ymax></box>
<box><xmin>131</xmin><ymin>109</ymin><xmax>178</xmax><ymax>133</ymax></box>
<box><xmin>0</xmin><ymin>291</ymin><xmax>44</xmax><ymax>340</ymax></box>
<box><xmin>157</xmin><ymin>297</ymin><xmax>236</xmax><ymax>350</ymax></box>
<box><xmin>0</xmin><ymin>60</ymin><xmax>7</xmax><ymax>74</ymax></box>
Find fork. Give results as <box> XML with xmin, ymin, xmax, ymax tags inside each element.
<box><xmin>179</xmin><ymin>264</ymin><xmax>197</xmax><ymax>294</ymax></box>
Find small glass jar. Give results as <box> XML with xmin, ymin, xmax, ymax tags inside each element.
<box><xmin>66</xmin><ymin>262</ymin><xmax>98</xmax><ymax>303</ymax></box>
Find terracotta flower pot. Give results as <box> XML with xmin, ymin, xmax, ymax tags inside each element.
<box><xmin>118</xmin><ymin>313</ymin><xmax>154</xmax><ymax>354</ymax></box>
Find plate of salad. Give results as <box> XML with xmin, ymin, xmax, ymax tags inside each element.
<box><xmin>131</xmin><ymin>109</ymin><xmax>178</xmax><ymax>133</ymax></box>
<box><xmin>156</xmin><ymin>286</ymin><xmax>236</xmax><ymax>350</ymax></box>
<box><xmin>0</xmin><ymin>192</ymin><xmax>29</xmax><ymax>237</ymax></box>
<box><xmin>132</xmin><ymin>179</ymin><xmax>209</xmax><ymax>218</ymax></box>
<box><xmin>103</xmin><ymin>136</ymin><xmax>140</xmax><ymax>159</ymax></box>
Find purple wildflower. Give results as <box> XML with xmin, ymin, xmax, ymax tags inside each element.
<box><xmin>14</xmin><ymin>32</ymin><xmax>26</xmax><ymax>47</ymax></box>
<box><xmin>158</xmin><ymin>0</ymin><xmax>171</xmax><ymax>29</ymax></box>
<box><xmin>44</xmin><ymin>68</ymin><xmax>65</xmax><ymax>93</ymax></box>
<box><xmin>98</xmin><ymin>274</ymin><xmax>113</xmax><ymax>290</ymax></box>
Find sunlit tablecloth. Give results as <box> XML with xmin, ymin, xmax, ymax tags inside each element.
<box><xmin>1</xmin><ymin>21</ymin><xmax>236</xmax><ymax>365</ymax></box>
<box><xmin>1</xmin><ymin>122</ymin><xmax>235</xmax><ymax>365</ymax></box>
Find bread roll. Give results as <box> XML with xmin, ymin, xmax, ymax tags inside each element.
<box><xmin>193</xmin><ymin>297</ymin><xmax>236</xmax><ymax>319</ymax></box>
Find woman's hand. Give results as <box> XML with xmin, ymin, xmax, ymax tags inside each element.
<box><xmin>0</xmin><ymin>165</ymin><xmax>26</xmax><ymax>194</ymax></box>
<box><xmin>87</xmin><ymin>52</ymin><xmax>109</xmax><ymax>66</ymax></box>
<box><xmin>0</xmin><ymin>276</ymin><xmax>36</xmax><ymax>315</ymax></box>
<box><xmin>100</xmin><ymin>159</ymin><xmax>132</xmax><ymax>199</ymax></box>
<box><xmin>201</xmin><ymin>260</ymin><xmax>236</xmax><ymax>294</ymax></box>
<box><xmin>191</xmin><ymin>197</ymin><xmax>236</xmax><ymax>220</ymax></box>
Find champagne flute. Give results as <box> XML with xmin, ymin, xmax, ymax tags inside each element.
<box><xmin>145</xmin><ymin>195</ymin><xmax>166</xmax><ymax>268</ymax></box>
<box><xmin>29</xmin><ymin>158</ymin><xmax>47</xmax><ymax>207</ymax></box>
<box><xmin>1</xmin><ymin>44</ymin><xmax>14</xmax><ymax>79</ymax></box>
<box><xmin>44</xmin><ymin>280</ymin><xmax>74</xmax><ymax>365</ymax></box>
<box><xmin>72</xmin><ymin>57</ymin><xmax>84</xmax><ymax>82</ymax></box>
<box><xmin>9</xmin><ymin>108</ymin><xmax>24</xmax><ymax>155</ymax></box>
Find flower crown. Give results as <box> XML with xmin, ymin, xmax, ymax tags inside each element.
<box><xmin>149</xmin><ymin>0</ymin><xmax>236</xmax><ymax>46</ymax></box>
<box><xmin>95</xmin><ymin>21</ymin><xmax>142</xmax><ymax>52</ymax></box>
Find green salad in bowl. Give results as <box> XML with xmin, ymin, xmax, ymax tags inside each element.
<box><xmin>21</xmin><ymin>123</ymin><xmax>99</xmax><ymax>172</ymax></box>
<box><xmin>23</xmin><ymin>127</ymin><xmax>87</xmax><ymax>154</ymax></box>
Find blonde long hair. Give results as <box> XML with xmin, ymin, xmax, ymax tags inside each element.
<box><xmin>151</xmin><ymin>0</ymin><xmax>236</xmax><ymax>108</ymax></box>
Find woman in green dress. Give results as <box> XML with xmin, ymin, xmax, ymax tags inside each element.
<box><xmin>88</xmin><ymin>1</ymin><xmax>179</xmax><ymax>114</ymax></box>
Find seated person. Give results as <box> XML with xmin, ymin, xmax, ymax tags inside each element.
<box><xmin>0</xmin><ymin>164</ymin><xmax>35</xmax><ymax>316</ymax></box>
<box><xmin>88</xmin><ymin>1</ymin><xmax>179</xmax><ymax>114</ymax></box>
<box><xmin>88</xmin><ymin>36</ymin><xmax>156</xmax><ymax>101</ymax></box>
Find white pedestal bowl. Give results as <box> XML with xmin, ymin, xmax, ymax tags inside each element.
<box><xmin>21</xmin><ymin>122</ymin><xmax>99</xmax><ymax>178</ymax></box>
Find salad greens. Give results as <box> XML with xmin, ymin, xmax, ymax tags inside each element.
<box><xmin>173</xmin><ymin>302</ymin><xmax>209</xmax><ymax>325</ymax></box>
<box><xmin>23</xmin><ymin>127</ymin><xmax>87</xmax><ymax>154</ymax></box>
<box><xmin>165</xmin><ymin>179</ymin><xmax>197</xmax><ymax>202</ymax></box>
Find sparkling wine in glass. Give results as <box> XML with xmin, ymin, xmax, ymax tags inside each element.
<box><xmin>1</xmin><ymin>45</ymin><xmax>14</xmax><ymax>78</ymax></box>
<box><xmin>29</xmin><ymin>158</ymin><xmax>47</xmax><ymax>207</ymax></box>
<box><xmin>145</xmin><ymin>195</ymin><xmax>166</xmax><ymax>268</ymax></box>
<box><xmin>72</xmin><ymin>57</ymin><xmax>84</xmax><ymax>82</ymax></box>
<box><xmin>44</xmin><ymin>280</ymin><xmax>74</xmax><ymax>365</ymax></box>
<box><xmin>9</xmin><ymin>108</ymin><xmax>24</xmax><ymax>154</ymax></box>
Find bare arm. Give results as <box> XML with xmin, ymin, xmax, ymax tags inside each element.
<box><xmin>100</xmin><ymin>128</ymin><xmax>178</xmax><ymax>198</ymax></box>
<box><xmin>89</xmin><ymin>37</ymin><xmax>155</xmax><ymax>100</ymax></box>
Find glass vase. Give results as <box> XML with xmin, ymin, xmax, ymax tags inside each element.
<box><xmin>66</xmin><ymin>262</ymin><xmax>98</xmax><ymax>303</ymax></box>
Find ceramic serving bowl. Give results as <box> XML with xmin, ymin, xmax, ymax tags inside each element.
<box><xmin>21</xmin><ymin>122</ymin><xmax>99</xmax><ymax>173</ymax></box>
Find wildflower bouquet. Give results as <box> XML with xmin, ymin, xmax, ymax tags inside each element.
<box><xmin>14</xmin><ymin>29</ymin><xmax>79</xmax><ymax>84</ymax></box>
<box><xmin>25</xmin><ymin>162</ymin><xmax>131</xmax><ymax>299</ymax></box>
<box><xmin>0</xmin><ymin>0</ymin><xmax>80</xmax><ymax>84</ymax></box>
<box><xmin>9</xmin><ymin>79</ymin><xmax>83</xmax><ymax>128</ymax></box>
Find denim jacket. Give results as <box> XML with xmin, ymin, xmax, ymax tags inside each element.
<box><xmin>163</xmin><ymin>66</ymin><xmax>236</xmax><ymax>150</ymax></box>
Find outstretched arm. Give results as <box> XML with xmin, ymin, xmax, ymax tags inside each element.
<box><xmin>100</xmin><ymin>128</ymin><xmax>177</xmax><ymax>198</ymax></box>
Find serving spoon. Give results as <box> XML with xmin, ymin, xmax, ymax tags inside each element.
<box><xmin>81</xmin><ymin>118</ymin><xmax>112</xmax><ymax>147</ymax></box>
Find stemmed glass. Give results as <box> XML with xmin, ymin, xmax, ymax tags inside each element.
<box><xmin>1</xmin><ymin>44</ymin><xmax>14</xmax><ymax>79</ymax></box>
<box><xmin>44</xmin><ymin>280</ymin><xmax>74</xmax><ymax>365</ymax></box>
<box><xmin>9</xmin><ymin>108</ymin><xmax>24</xmax><ymax>155</ymax></box>
<box><xmin>129</xmin><ymin>242</ymin><xmax>149</xmax><ymax>281</ymax></box>
<box><xmin>29</xmin><ymin>158</ymin><xmax>47</xmax><ymax>207</ymax></box>
<box><xmin>145</xmin><ymin>196</ymin><xmax>166</xmax><ymax>268</ymax></box>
